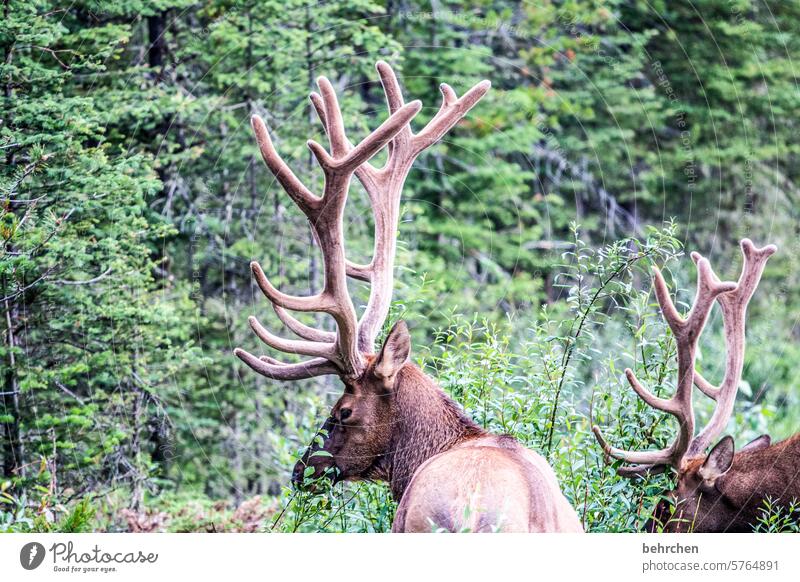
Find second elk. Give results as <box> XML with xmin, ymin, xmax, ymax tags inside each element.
<box><xmin>594</xmin><ymin>239</ymin><xmax>800</xmax><ymax>532</ymax></box>
<box><xmin>235</xmin><ymin>62</ymin><xmax>582</xmax><ymax>533</ymax></box>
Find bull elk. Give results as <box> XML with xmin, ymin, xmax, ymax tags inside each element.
<box><xmin>234</xmin><ymin>61</ymin><xmax>582</xmax><ymax>532</ymax></box>
<box><xmin>594</xmin><ymin>239</ymin><xmax>800</xmax><ymax>532</ymax></box>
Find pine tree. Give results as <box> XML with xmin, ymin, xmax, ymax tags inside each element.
<box><xmin>0</xmin><ymin>0</ymin><xmax>196</xmax><ymax>508</ymax></box>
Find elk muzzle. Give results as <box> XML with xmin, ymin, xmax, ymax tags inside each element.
<box><xmin>291</xmin><ymin>418</ymin><xmax>338</xmax><ymax>491</ymax></box>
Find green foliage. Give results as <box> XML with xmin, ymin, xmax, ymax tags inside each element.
<box><xmin>1</xmin><ymin>0</ymin><xmax>797</xmax><ymax>533</ymax></box>
<box><xmin>55</xmin><ymin>500</ymin><xmax>95</xmax><ymax>534</ymax></box>
<box><xmin>223</xmin><ymin>225</ymin><xmax>782</xmax><ymax>533</ymax></box>
<box><xmin>754</xmin><ymin>497</ymin><xmax>800</xmax><ymax>533</ymax></box>
<box><xmin>0</xmin><ymin>479</ymin><xmax>94</xmax><ymax>533</ymax></box>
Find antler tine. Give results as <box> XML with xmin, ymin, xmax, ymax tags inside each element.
<box><xmin>238</xmin><ymin>83</ymin><xmax>421</xmax><ymax>381</ymax></box>
<box><xmin>243</xmin><ymin>62</ymin><xmax>490</xmax><ymax>382</ymax></box>
<box><xmin>315</xmin><ymin>77</ymin><xmax>349</xmax><ymax>157</ymax></box>
<box><xmin>591</xmin><ymin>365</ymin><xmax>689</xmax><ymax>472</ymax></box>
<box><xmin>732</xmin><ymin>239</ymin><xmax>777</xmax><ymax>305</ymax></box>
<box><xmin>684</xmin><ymin>257</ymin><xmax>737</xmax><ymax>334</ymax></box>
<box><xmin>593</xmin><ymin>252</ymin><xmax>738</xmax><ymax>476</ymax></box>
<box><xmin>272</xmin><ymin>305</ymin><xmax>336</xmax><ymax>343</ymax></box>
<box><xmin>234</xmin><ymin>348</ymin><xmax>338</xmax><ymax>381</ymax></box>
<box><xmin>693</xmin><ymin>371</ymin><xmax>720</xmax><ymax>400</ymax></box>
<box><xmin>411</xmin><ymin>78</ymin><xmax>492</xmax><ymax>155</ymax></box>
<box><xmin>687</xmin><ymin>239</ymin><xmax>776</xmax><ymax>458</ymax></box>
<box><xmin>310</xmin><ymin>61</ymin><xmax>491</xmax><ymax>354</ymax></box>
<box><xmin>375</xmin><ymin>60</ymin><xmax>407</xmax><ymax>114</ymax></box>
<box><xmin>251</xmin><ymin>116</ymin><xmax>320</xmax><ymax>216</ymax></box>
<box><xmin>247</xmin><ymin>316</ymin><xmax>340</xmax><ymax>363</ymax></box>
<box><xmin>592</xmin><ymin>424</ymin><xmax>680</xmax><ymax>467</ymax></box>
<box><xmin>306</xmin><ymin>98</ymin><xmax>422</xmax><ymax>174</ymax></box>
<box><xmin>690</xmin><ymin>250</ymin><xmax>724</xmax><ymax>400</ymax></box>
<box><xmin>374</xmin><ymin>61</ymin><xmax>413</xmax><ymax>158</ymax></box>
<box><xmin>250</xmin><ymin>261</ymin><xmax>334</xmax><ymax>312</ymax></box>
<box><xmin>308</xmin><ymin>97</ymin><xmax>422</xmax><ymax>377</ymax></box>
<box><xmin>623</xmin><ymin>368</ymin><xmax>677</xmax><ymax>413</ymax></box>
<box><xmin>651</xmin><ymin>266</ymin><xmax>686</xmax><ymax>333</ymax></box>
<box><xmin>355</xmin><ymin>61</ymin><xmax>491</xmax><ymax>353</ymax></box>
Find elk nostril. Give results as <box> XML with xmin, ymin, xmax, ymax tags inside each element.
<box><xmin>339</xmin><ymin>408</ymin><xmax>352</xmax><ymax>421</ymax></box>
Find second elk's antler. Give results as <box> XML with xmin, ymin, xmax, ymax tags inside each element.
<box><xmin>592</xmin><ymin>239</ymin><xmax>776</xmax><ymax>477</ymax></box>
<box><xmin>234</xmin><ymin>62</ymin><xmax>490</xmax><ymax>381</ymax></box>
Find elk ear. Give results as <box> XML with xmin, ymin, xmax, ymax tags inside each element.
<box><xmin>699</xmin><ymin>436</ymin><xmax>735</xmax><ymax>484</ymax></box>
<box><xmin>740</xmin><ymin>434</ymin><xmax>771</xmax><ymax>453</ymax></box>
<box><xmin>374</xmin><ymin>320</ymin><xmax>411</xmax><ymax>385</ymax></box>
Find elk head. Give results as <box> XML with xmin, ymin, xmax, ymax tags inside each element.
<box><xmin>593</xmin><ymin>239</ymin><xmax>777</xmax><ymax>532</ymax></box>
<box><xmin>290</xmin><ymin>320</ymin><xmax>412</xmax><ymax>487</ymax></box>
<box><xmin>233</xmin><ymin>62</ymin><xmax>490</xmax><ymax>491</ymax></box>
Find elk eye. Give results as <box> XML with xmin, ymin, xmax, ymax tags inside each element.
<box><xmin>339</xmin><ymin>408</ymin><xmax>352</xmax><ymax>422</ymax></box>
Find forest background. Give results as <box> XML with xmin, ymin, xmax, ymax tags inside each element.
<box><xmin>2</xmin><ymin>0</ymin><xmax>799</xmax><ymax>532</ymax></box>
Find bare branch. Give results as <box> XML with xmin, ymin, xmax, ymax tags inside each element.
<box><xmin>54</xmin><ymin>267</ymin><xmax>113</xmax><ymax>286</ymax></box>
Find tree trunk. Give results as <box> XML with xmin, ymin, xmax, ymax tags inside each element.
<box><xmin>147</xmin><ymin>12</ymin><xmax>167</xmax><ymax>70</ymax></box>
<box><xmin>130</xmin><ymin>384</ymin><xmax>144</xmax><ymax>511</ymax></box>
<box><xmin>1</xmin><ymin>281</ymin><xmax>23</xmax><ymax>480</ymax></box>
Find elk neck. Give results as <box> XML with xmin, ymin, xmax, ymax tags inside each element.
<box><xmin>723</xmin><ymin>433</ymin><xmax>800</xmax><ymax>510</ymax></box>
<box><xmin>371</xmin><ymin>363</ymin><xmax>486</xmax><ymax>500</ymax></box>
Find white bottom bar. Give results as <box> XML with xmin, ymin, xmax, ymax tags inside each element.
<box><xmin>1</xmin><ymin>533</ymin><xmax>798</xmax><ymax>581</ymax></box>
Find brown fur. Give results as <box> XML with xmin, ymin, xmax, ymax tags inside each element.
<box><xmin>651</xmin><ymin>434</ymin><xmax>800</xmax><ymax>532</ymax></box>
<box><xmin>294</xmin><ymin>329</ymin><xmax>582</xmax><ymax>532</ymax></box>
<box><xmin>392</xmin><ymin>433</ymin><xmax>582</xmax><ymax>532</ymax></box>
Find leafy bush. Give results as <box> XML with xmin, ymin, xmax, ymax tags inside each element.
<box><xmin>1</xmin><ymin>224</ymin><xmax>786</xmax><ymax>533</ymax></box>
<box><xmin>0</xmin><ymin>481</ymin><xmax>95</xmax><ymax>533</ymax></box>
<box><xmin>238</xmin><ymin>225</ymin><xmax>696</xmax><ymax>532</ymax></box>
<box><xmin>754</xmin><ymin>497</ymin><xmax>800</xmax><ymax>533</ymax></box>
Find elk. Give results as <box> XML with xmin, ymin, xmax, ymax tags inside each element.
<box><xmin>234</xmin><ymin>61</ymin><xmax>582</xmax><ymax>532</ymax></box>
<box><xmin>593</xmin><ymin>239</ymin><xmax>800</xmax><ymax>532</ymax></box>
